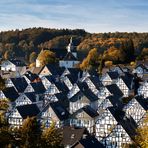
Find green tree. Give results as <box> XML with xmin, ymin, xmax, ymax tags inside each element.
<box><xmin>41</xmin><ymin>122</ymin><xmax>63</xmax><ymax>148</ymax></box>
<box><xmin>37</xmin><ymin>50</ymin><xmax>56</xmax><ymax>66</ymax></box>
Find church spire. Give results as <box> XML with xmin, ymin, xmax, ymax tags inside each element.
<box><xmin>70</xmin><ymin>37</ymin><xmax>73</xmax><ymax>44</ymax></box>
<box><xmin>67</xmin><ymin>37</ymin><xmax>74</xmax><ymax>52</ymax></box>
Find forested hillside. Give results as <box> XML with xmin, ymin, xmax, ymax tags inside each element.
<box><xmin>0</xmin><ymin>28</ymin><xmax>147</xmax><ymax>66</ymax></box>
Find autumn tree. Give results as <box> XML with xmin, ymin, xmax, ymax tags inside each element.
<box><xmin>29</xmin><ymin>52</ymin><xmax>37</xmax><ymax>64</ymax></box>
<box><xmin>41</xmin><ymin>122</ymin><xmax>63</xmax><ymax>148</ymax></box>
<box><xmin>141</xmin><ymin>48</ymin><xmax>148</xmax><ymax>60</ymax></box>
<box><xmin>0</xmin><ymin>98</ymin><xmax>15</xmax><ymax>147</ymax></box>
<box><xmin>0</xmin><ymin>76</ymin><xmax>5</xmax><ymax>90</ymax></box>
<box><xmin>103</xmin><ymin>46</ymin><xmax>124</xmax><ymax>63</ymax></box>
<box><xmin>134</xmin><ymin>113</ymin><xmax>148</xmax><ymax>148</ymax></box>
<box><xmin>19</xmin><ymin>117</ymin><xmax>41</xmax><ymax>148</ymax></box>
<box><xmin>37</xmin><ymin>50</ymin><xmax>57</xmax><ymax>66</ymax></box>
<box><xmin>4</xmin><ymin>50</ymin><xmax>14</xmax><ymax>60</ymax></box>
<box><xmin>80</xmin><ymin>48</ymin><xmax>99</xmax><ymax>70</ymax></box>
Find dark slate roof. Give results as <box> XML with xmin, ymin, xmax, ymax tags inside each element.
<box><xmin>77</xmin><ymin>136</ymin><xmax>105</xmax><ymax>148</ymax></box>
<box><xmin>16</xmin><ymin>104</ymin><xmax>40</xmax><ymax>119</ymax></box>
<box><xmin>2</xmin><ymin>87</ymin><xmax>19</xmax><ymax>101</ymax></box>
<box><xmin>50</xmin><ymin>102</ymin><xmax>70</xmax><ymax>121</ymax></box>
<box><xmin>10</xmin><ymin>77</ymin><xmax>28</xmax><ymax>93</ymax></box>
<box><xmin>81</xmin><ymin>88</ymin><xmax>98</xmax><ymax>102</ymax></box>
<box><xmin>66</xmin><ymin>68</ymin><xmax>83</xmax><ymax>77</ymax></box>
<box><xmin>54</xmin><ymin>93</ymin><xmax>67</xmax><ymax>101</ymax></box>
<box><xmin>106</xmin><ymin>84</ymin><xmax>123</xmax><ymax>98</ymax></box>
<box><xmin>70</xmin><ymin>86</ymin><xmax>98</xmax><ymax>103</ymax></box>
<box><xmin>77</xmin><ymin>81</ymin><xmax>89</xmax><ymax>90</ymax></box>
<box><xmin>43</xmin><ymin>75</ymin><xmax>55</xmax><ymax>83</ymax></box>
<box><xmin>82</xmin><ymin>105</ymin><xmax>99</xmax><ymax>118</ymax></box>
<box><xmin>107</xmin><ymin>71</ymin><xmax>119</xmax><ymax>80</ymax></box>
<box><xmin>135</xmin><ymin>95</ymin><xmax>148</xmax><ymax>110</ymax></box>
<box><xmin>54</xmin><ymin>81</ymin><xmax>69</xmax><ymax>93</ymax></box>
<box><xmin>70</xmin><ymin>91</ymin><xmax>83</xmax><ymax>102</ymax></box>
<box><xmin>108</xmin><ymin>107</ymin><xmax>137</xmax><ymax>138</ymax></box>
<box><xmin>83</xmin><ymin>69</ymin><xmax>99</xmax><ymax>77</ymax></box>
<box><xmin>107</xmin><ymin>95</ymin><xmax>124</xmax><ymax>108</ymax></box>
<box><xmin>44</xmin><ymin>64</ymin><xmax>63</xmax><ymax>76</ymax></box>
<box><xmin>121</xmin><ymin>72</ymin><xmax>134</xmax><ymax>89</ymax></box>
<box><xmin>25</xmin><ymin>92</ymin><xmax>42</xmax><ymax>102</ymax></box>
<box><xmin>54</xmin><ymin>93</ymin><xmax>69</xmax><ymax>107</ymax></box>
<box><xmin>58</xmin><ymin>126</ymin><xmax>88</xmax><ymax>147</ymax></box>
<box><xmin>30</xmin><ymin>82</ymin><xmax>46</xmax><ymax>94</ymax></box>
<box><xmin>9</xmin><ymin>60</ymin><xmax>26</xmax><ymax>66</ymax></box>
<box><xmin>24</xmin><ymin>71</ymin><xmax>39</xmax><ymax>82</ymax></box>
<box><xmin>87</xmin><ymin>76</ymin><xmax>103</xmax><ymax>90</ymax></box>
<box><xmin>63</xmin><ymin>52</ymin><xmax>78</xmax><ymax>61</ymax></box>
<box><xmin>66</xmin><ymin>74</ymin><xmax>79</xmax><ymax>84</ymax></box>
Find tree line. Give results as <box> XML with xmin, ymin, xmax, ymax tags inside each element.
<box><xmin>0</xmin><ymin>28</ymin><xmax>148</xmax><ymax>67</ymax></box>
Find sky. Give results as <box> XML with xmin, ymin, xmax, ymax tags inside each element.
<box><xmin>0</xmin><ymin>0</ymin><xmax>148</xmax><ymax>33</ymax></box>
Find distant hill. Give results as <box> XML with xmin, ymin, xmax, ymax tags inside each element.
<box><xmin>0</xmin><ymin>28</ymin><xmax>147</xmax><ymax>64</ymax></box>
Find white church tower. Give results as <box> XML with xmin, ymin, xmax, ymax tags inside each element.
<box><xmin>67</xmin><ymin>37</ymin><xmax>77</xmax><ymax>58</ymax></box>
<box><xmin>59</xmin><ymin>37</ymin><xmax>79</xmax><ymax>68</ymax></box>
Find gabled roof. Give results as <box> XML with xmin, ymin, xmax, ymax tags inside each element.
<box><xmin>50</xmin><ymin>102</ymin><xmax>70</xmax><ymax>121</ymax></box>
<box><xmin>30</xmin><ymin>82</ymin><xmax>46</xmax><ymax>94</ymax></box>
<box><xmin>77</xmin><ymin>136</ymin><xmax>105</xmax><ymax>148</ymax></box>
<box><xmin>16</xmin><ymin>104</ymin><xmax>40</xmax><ymax>119</ymax></box>
<box><xmin>2</xmin><ymin>87</ymin><xmax>19</xmax><ymax>101</ymax></box>
<box><xmin>107</xmin><ymin>71</ymin><xmax>119</xmax><ymax>80</ymax></box>
<box><xmin>120</xmin><ymin>72</ymin><xmax>134</xmax><ymax>89</ymax></box>
<box><xmin>107</xmin><ymin>95</ymin><xmax>124</xmax><ymax>108</ymax></box>
<box><xmin>10</xmin><ymin>77</ymin><xmax>28</xmax><ymax>92</ymax></box>
<box><xmin>42</xmin><ymin>75</ymin><xmax>55</xmax><ymax>83</ymax></box>
<box><xmin>9</xmin><ymin>59</ymin><xmax>26</xmax><ymax>66</ymax></box>
<box><xmin>108</xmin><ymin>107</ymin><xmax>137</xmax><ymax>138</ymax></box>
<box><xmin>54</xmin><ymin>81</ymin><xmax>69</xmax><ymax>93</ymax></box>
<box><xmin>82</xmin><ymin>88</ymin><xmax>98</xmax><ymax>102</ymax></box>
<box><xmin>65</xmin><ymin>74</ymin><xmax>79</xmax><ymax>84</ymax></box>
<box><xmin>58</xmin><ymin>126</ymin><xmax>88</xmax><ymax>147</ymax></box>
<box><xmin>65</xmin><ymin>68</ymin><xmax>83</xmax><ymax>77</ymax></box>
<box><xmin>82</xmin><ymin>69</ymin><xmax>99</xmax><ymax>77</ymax></box>
<box><xmin>24</xmin><ymin>71</ymin><xmax>39</xmax><ymax>82</ymax></box>
<box><xmin>135</xmin><ymin>95</ymin><xmax>148</xmax><ymax>110</ymax></box>
<box><xmin>24</xmin><ymin>92</ymin><xmax>41</xmax><ymax>102</ymax></box>
<box><xmin>43</xmin><ymin>64</ymin><xmax>63</xmax><ymax>76</ymax></box>
<box><xmin>106</xmin><ymin>84</ymin><xmax>123</xmax><ymax>98</ymax></box>
<box><xmin>54</xmin><ymin>93</ymin><xmax>69</xmax><ymax>107</ymax></box>
<box><xmin>82</xmin><ymin>105</ymin><xmax>99</xmax><ymax>118</ymax></box>
<box><xmin>63</xmin><ymin>52</ymin><xmax>78</xmax><ymax>61</ymax></box>
<box><xmin>70</xmin><ymin>86</ymin><xmax>98</xmax><ymax>103</ymax></box>
<box><xmin>86</xmin><ymin>76</ymin><xmax>102</xmax><ymax>90</ymax></box>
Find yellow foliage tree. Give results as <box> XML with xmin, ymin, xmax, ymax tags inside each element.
<box><xmin>134</xmin><ymin>113</ymin><xmax>148</xmax><ymax>148</ymax></box>
<box><xmin>80</xmin><ymin>48</ymin><xmax>99</xmax><ymax>70</ymax></box>
<box><xmin>103</xmin><ymin>46</ymin><xmax>124</xmax><ymax>63</ymax></box>
<box><xmin>41</xmin><ymin>122</ymin><xmax>63</xmax><ymax>147</ymax></box>
<box><xmin>37</xmin><ymin>50</ymin><xmax>56</xmax><ymax>66</ymax></box>
<box><xmin>104</xmin><ymin>61</ymin><xmax>113</xmax><ymax>67</ymax></box>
